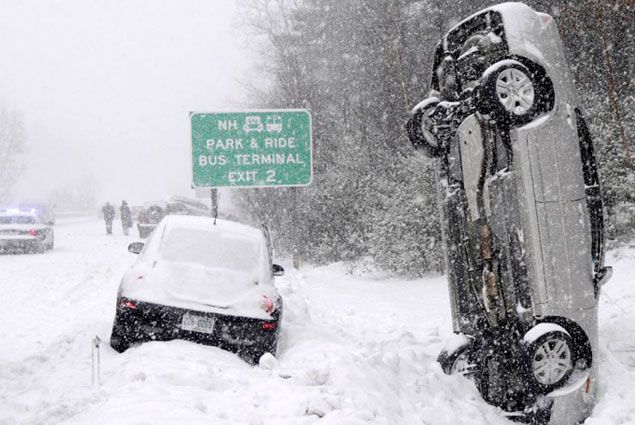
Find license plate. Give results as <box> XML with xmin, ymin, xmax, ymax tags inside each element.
<box><xmin>180</xmin><ymin>314</ymin><xmax>215</xmax><ymax>334</ymax></box>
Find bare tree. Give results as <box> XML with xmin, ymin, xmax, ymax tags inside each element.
<box><xmin>0</xmin><ymin>108</ymin><xmax>26</xmax><ymax>200</ymax></box>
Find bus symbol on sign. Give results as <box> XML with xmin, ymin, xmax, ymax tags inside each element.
<box><xmin>243</xmin><ymin>116</ymin><xmax>264</xmax><ymax>133</ymax></box>
<box><xmin>266</xmin><ymin>115</ymin><xmax>283</xmax><ymax>133</ymax></box>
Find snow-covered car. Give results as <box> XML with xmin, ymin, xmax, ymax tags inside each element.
<box><xmin>407</xmin><ymin>3</ymin><xmax>611</xmax><ymax>424</ymax></box>
<box><xmin>0</xmin><ymin>210</ymin><xmax>54</xmax><ymax>253</ymax></box>
<box><xmin>110</xmin><ymin>216</ymin><xmax>284</xmax><ymax>362</ymax></box>
<box><xmin>137</xmin><ymin>198</ymin><xmax>212</xmax><ymax>238</ymax></box>
<box><xmin>136</xmin><ymin>203</ymin><xmax>166</xmax><ymax>238</ymax></box>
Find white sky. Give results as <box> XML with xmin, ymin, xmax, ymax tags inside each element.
<box><xmin>0</xmin><ymin>0</ymin><xmax>251</xmax><ymax>206</ymax></box>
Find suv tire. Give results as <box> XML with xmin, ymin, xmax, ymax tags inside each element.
<box><xmin>479</xmin><ymin>60</ymin><xmax>552</xmax><ymax>127</ymax></box>
<box><xmin>407</xmin><ymin>97</ymin><xmax>444</xmax><ymax>157</ymax></box>
<box><xmin>526</xmin><ymin>329</ymin><xmax>574</xmax><ymax>393</ymax></box>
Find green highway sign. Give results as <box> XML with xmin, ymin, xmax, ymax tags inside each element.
<box><xmin>191</xmin><ymin>110</ymin><xmax>312</xmax><ymax>188</ymax></box>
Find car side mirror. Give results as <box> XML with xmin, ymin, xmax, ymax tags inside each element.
<box><xmin>128</xmin><ymin>242</ymin><xmax>144</xmax><ymax>254</ymax></box>
<box><xmin>272</xmin><ymin>264</ymin><xmax>285</xmax><ymax>277</ymax></box>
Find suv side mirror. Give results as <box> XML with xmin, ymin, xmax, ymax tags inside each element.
<box><xmin>272</xmin><ymin>264</ymin><xmax>285</xmax><ymax>277</ymax></box>
<box><xmin>593</xmin><ymin>266</ymin><xmax>612</xmax><ymax>298</ymax></box>
<box><xmin>128</xmin><ymin>242</ymin><xmax>144</xmax><ymax>254</ymax></box>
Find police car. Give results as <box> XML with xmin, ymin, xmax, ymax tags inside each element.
<box><xmin>0</xmin><ymin>209</ymin><xmax>54</xmax><ymax>253</ymax></box>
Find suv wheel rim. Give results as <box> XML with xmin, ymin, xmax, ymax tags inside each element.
<box><xmin>532</xmin><ymin>337</ymin><xmax>572</xmax><ymax>386</ymax></box>
<box><xmin>496</xmin><ymin>68</ymin><xmax>535</xmax><ymax>115</ymax></box>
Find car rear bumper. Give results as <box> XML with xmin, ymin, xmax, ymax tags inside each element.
<box><xmin>0</xmin><ymin>237</ymin><xmax>38</xmax><ymax>249</ymax></box>
<box><xmin>501</xmin><ymin>373</ymin><xmax>594</xmax><ymax>425</ymax></box>
<box><xmin>111</xmin><ymin>296</ymin><xmax>281</xmax><ymax>357</ymax></box>
<box><xmin>543</xmin><ymin>371</ymin><xmax>595</xmax><ymax>425</ymax></box>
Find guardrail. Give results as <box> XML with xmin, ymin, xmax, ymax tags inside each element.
<box><xmin>55</xmin><ymin>211</ymin><xmax>96</xmax><ymax>219</ymax></box>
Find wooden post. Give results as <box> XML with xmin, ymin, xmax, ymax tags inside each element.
<box><xmin>91</xmin><ymin>336</ymin><xmax>101</xmax><ymax>388</ymax></box>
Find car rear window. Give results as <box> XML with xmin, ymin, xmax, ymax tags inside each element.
<box><xmin>0</xmin><ymin>216</ymin><xmax>36</xmax><ymax>224</ymax></box>
<box><xmin>160</xmin><ymin>227</ymin><xmax>260</xmax><ymax>271</ymax></box>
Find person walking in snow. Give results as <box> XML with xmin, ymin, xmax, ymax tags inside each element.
<box><xmin>120</xmin><ymin>200</ymin><xmax>132</xmax><ymax>236</ymax></box>
<box><xmin>102</xmin><ymin>202</ymin><xmax>115</xmax><ymax>235</ymax></box>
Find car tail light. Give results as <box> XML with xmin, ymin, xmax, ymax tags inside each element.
<box><xmin>262</xmin><ymin>322</ymin><xmax>277</xmax><ymax>330</ymax></box>
<box><xmin>27</xmin><ymin>229</ymin><xmax>38</xmax><ymax>237</ymax></box>
<box><xmin>120</xmin><ymin>300</ymin><xmax>137</xmax><ymax>309</ymax></box>
<box><xmin>261</xmin><ymin>295</ymin><xmax>275</xmax><ymax>314</ymax></box>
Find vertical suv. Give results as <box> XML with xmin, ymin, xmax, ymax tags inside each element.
<box><xmin>407</xmin><ymin>3</ymin><xmax>611</xmax><ymax>424</ymax></box>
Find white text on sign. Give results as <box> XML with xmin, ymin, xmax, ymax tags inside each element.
<box><xmin>191</xmin><ymin>110</ymin><xmax>311</xmax><ymax>188</ymax></box>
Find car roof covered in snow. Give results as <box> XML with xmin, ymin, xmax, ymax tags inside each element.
<box><xmin>158</xmin><ymin>215</ymin><xmax>263</xmax><ymax>238</ymax></box>
<box><xmin>137</xmin><ymin>215</ymin><xmax>271</xmax><ymax>285</ymax></box>
<box><xmin>0</xmin><ymin>210</ymin><xmax>38</xmax><ymax>218</ymax></box>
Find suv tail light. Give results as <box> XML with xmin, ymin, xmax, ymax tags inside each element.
<box><xmin>120</xmin><ymin>299</ymin><xmax>137</xmax><ymax>309</ymax></box>
<box><xmin>27</xmin><ymin>229</ymin><xmax>38</xmax><ymax>237</ymax></box>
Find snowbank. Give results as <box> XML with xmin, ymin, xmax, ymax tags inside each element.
<box><xmin>0</xmin><ymin>220</ymin><xmax>634</xmax><ymax>424</ymax></box>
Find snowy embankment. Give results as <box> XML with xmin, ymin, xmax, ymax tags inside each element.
<box><xmin>0</xmin><ymin>219</ymin><xmax>633</xmax><ymax>425</ymax></box>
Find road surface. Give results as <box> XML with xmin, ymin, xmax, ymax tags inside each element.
<box><xmin>0</xmin><ymin>218</ymin><xmax>633</xmax><ymax>425</ymax></box>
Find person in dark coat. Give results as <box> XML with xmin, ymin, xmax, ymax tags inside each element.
<box><xmin>120</xmin><ymin>200</ymin><xmax>132</xmax><ymax>236</ymax></box>
<box><xmin>102</xmin><ymin>202</ymin><xmax>115</xmax><ymax>235</ymax></box>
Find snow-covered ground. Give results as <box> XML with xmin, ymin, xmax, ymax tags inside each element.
<box><xmin>0</xmin><ymin>218</ymin><xmax>633</xmax><ymax>425</ymax></box>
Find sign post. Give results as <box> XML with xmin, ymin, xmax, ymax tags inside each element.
<box><xmin>210</xmin><ymin>188</ymin><xmax>218</xmax><ymax>222</ymax></box>
<box><xmin>191</xmin><ymin>110</ymin><xmax>312</xmax><ymax>188</ymax></box>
